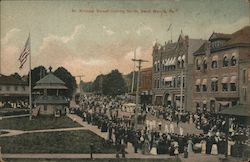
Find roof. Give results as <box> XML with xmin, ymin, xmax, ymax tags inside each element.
<box><xmin>0</xmin><ymin>74</ymin><xmax>27</xmax><ymax>85</ymax></box>
<box><xmin>209</xmin><ymin>32</ymin><xmax>231</xmax><ymax>41</ymax></box>
<box><xmin>33</xmin><ymin>84</ymin><xmax>67</xmax><ymax>90</ymax></box>
<box><xmin>218</xmin><ymin>104</ymin><xmax>250</xmax><ymax>117</ymax></box>
<box><xmin>193</xmin><ymin>42</ymin><xmax>206</xmax><ymax>56</ymax></box>
<box><xmin>36</xmin><ymin>73</ymin><xmax>65</xmax><ymax>85</ymax></box>
<box><xmin>225</xmin><ymin>26</ymin><xmax>250</xmax><ymax>46</ymax></box>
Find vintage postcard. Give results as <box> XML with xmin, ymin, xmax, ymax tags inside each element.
<box><xmin>0</xmin><ymin>0</ymin><xmax>249</xmax><ymax>162</ymax></box>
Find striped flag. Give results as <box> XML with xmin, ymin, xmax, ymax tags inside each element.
<box><xmin>19</xmin><ymin>35</ymin><xmax>30</xmax><ymax>69</ymax></box>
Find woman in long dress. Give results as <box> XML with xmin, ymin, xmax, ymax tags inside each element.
<box><xmin>201</xmin><ymin>140</ymin><xmax>206</xmax><ymax>154</ymax></box>
<box><xmin>211</xmin><ymin>136</ymin><xmax>218</xmax><ymax>155</ymax></box>
<box><xmin>165</xmin><ymin>124</ymin><xmax>169</xmax><ymax>134</ymax></box>
<box><xmin>150</xmin><ymin>139</ymin><xmax>157</xmax><ymax>155</ymax></box>
<box><xmin>187</xmin><ymin>139</ymin><xmax>194</xmax><ymax>154</ymax></box>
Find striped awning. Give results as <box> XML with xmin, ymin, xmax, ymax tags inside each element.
<box><xmin>211</xmin><ymin>77</ymin><xmax>218</xmax><ymax>82</ymax></box>
<box><xmin>164</xmin><ymin>76</ymin><xmax>173</xmax><ymax>82</ymax></box>
<box><xmin>232</xmin><ymin>52</ymin><xmax>239</xmax><ymax>58</ymax></box>
<box><xmin>221</xmin><ymin>77</ymin><xmax>229</xmax><ymax>83</ymax></box>
<box><xmin>212</xmin><ymin>55</ymin><xmax>219</xmax><ymax>61</ymax></box>
<box><xmin>195</xmin><ymin>79</ymin><xmax>201</xmax><ymax>85</ymax></box>
<box><xmin>230</xmin><ymin>76</ymin><xmax>237</xmax><ymax>83</ymax></box>
<box><xmin>202</xmin><ymin>79</ymin><xmax>207</xmax><ymax>85</ymax></box>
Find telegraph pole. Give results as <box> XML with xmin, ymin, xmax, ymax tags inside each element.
<box><xmin>131</xmin><ymin>50</ymin><xmax>136</xmax><ymax>93</ymax></box>
<box><xmin>131</xmin><ymin>58</ymin><xmax>148</xmax><ymax>130</ymax></box>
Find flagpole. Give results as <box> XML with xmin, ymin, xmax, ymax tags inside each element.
<box><xmin>29</xmin><ymin>34</ymin><xmax>32</xmax><ymax>120</ymax></box>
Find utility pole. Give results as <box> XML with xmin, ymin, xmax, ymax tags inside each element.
<box><xmin>180</xmin><ymin>70</ymin><xmax>183</xmax><ymax>112</ymax></box>
<box><xmin>131</xmin><ymin>50</ymin><xmax>136</xmax><ymax>93</ymax></box>
<box><xmin>131</xmin><ymin>58</ymin><xmax>148</xmax><ymax>130</ymax></box>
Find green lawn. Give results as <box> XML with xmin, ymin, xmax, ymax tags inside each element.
<box><xmin>0</xmin><ymin>130</ymin><xmax>116</xmax><ymax>154</ymax></box>
<box><xmin>0</xmin><ymin>116</ymin><xmax>81</xmax><ymax>131</ymax></box>
<box><xmin>0</xmin><ymin>108</ymin><xmax>29</xmax><ymax>117</ymax></box>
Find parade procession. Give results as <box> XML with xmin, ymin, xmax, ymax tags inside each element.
<box><xmin>0</xmin><ymin>0</ymin><xmax>250</xmax><ymax>162</ymax></box>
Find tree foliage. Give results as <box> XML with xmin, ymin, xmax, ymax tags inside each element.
<box><xmin>27</xmin><ymin>66</ymin><xmax>47</xmax><ymax>88</ymax></box>
<box><xmin>54</xmin><ymin>67</ymin><xmax>77</xmax><ymax>99</ymax></box>
<box><xmin>102</xmin><ymin>69</ymin><xmax>126</xmax><ymax>96</ymax></box>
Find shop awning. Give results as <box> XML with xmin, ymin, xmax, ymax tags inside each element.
<box><xmin>211</xmin><ymin>77</ymin><xmax>218</xmax><ymax>81</ymax></box>
<box><xmin>218</xmin><ymin>104</ymin><xmax>250</xmax><ymax>117</ymax></box>
<box><xmin>231</xmin><ymin>52</ymin><xmax>239</xmax><ymax>58</ymax></box>
<box><xmin>212</xmin><ymin>55</ymin><xmax>219</xmax><ymax>61</ymax></box>
<box><xmin>195</xmin><ymin>79</ymin><xmax>201</xmax><ymax>85</ymax></box>
<box><xmin>164</xmin><ymin>76</ymin><xmax>173</xmax><ymax>82</ymax></box>
<box><xmin>167</xmin><ymin>95</ymin><xmax>172</xmax><ymax>101</ymax></box>
<box><xmin>178</xmin><ymin>56</ymin><xmax>182</xmax><ymax>61</ymax></box>
<box><xmin>221</xmin><ymin>77</ymin><xmax>229</xmax><ymax>83</ymax></box>
<box><xmin>202</xmin><ymin>79</ymin><xmax>207</xmax><ymax>85</ymax></box>
<box><xmin>219</xmin><ymin>101</ymin><xmax>230</xmax><ymax>106</ymax></box>
<box><xmin>230</xmin><ymin>76</ymin><xmax>237</xmax><ymax>83</ymax></box>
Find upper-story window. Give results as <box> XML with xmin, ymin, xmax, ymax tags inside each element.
<box><xmin>221</xmin><ymin>76</ymin><xmax>229</xmax><ymax>91</ymax></box>
<box><xmin>202</xmin><ymin>79</ymin><xmax>207</xmax><ymax>92</ymax></box>
<box><xmin>22</xmin><ymin>86</ymin><xmax>26</xmax><ymax>91</ymax></box>
<box><xmin>195</xmin><ymin>79</ymin><xmax>201</xmax><ymax>92</ymax></box>
<box><xmin>203</xmin><ymin>59</ymin><xmax>207</xmax><ymax>71</ymax></box>
<box><xmin>223</xmin><ymin>56</ymin><xmax>229</xmax><ymax>67</ymax></box>
<box><xmin>0</xmin><ymin>86</ymin><xmax>2</xmax><ymax>91</ymax></box>
<box><xmin>6</xmin><ymin>86</ymin><xmax>10</xmax><ymax>91</ymax></box>
<box><xmin>231</xmin><ymin>56</ymin><xmax>237</xmax><ymax>66</ymax></box>
<box><xmin>196</xmin><ymin>59</ymin><xmax>201</xmax><ymax>70</ymax></box>
<box><xmin>211</xmin><ymin>78</ymin><xmax>218</xmax><ymax>92</ymax></box>
<box><xmin>230</xmin><ymin>76</ymin><xmax>237</xmax><ymax>91</ymax></box>
<box><xmin>243</xmin><ymin>69</ymin><xmax>247</xmax><ymax>84</ymax></box>
<box><xmin>15</xmin><ymin>86</ymin><xmax>18</xmax><ymax>91</ymax></box>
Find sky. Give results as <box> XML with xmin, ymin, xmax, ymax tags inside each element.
<box><xmin>0</xmin><ymin>0</ymin><xmax>249</xmax><ymax>82</ymax></box>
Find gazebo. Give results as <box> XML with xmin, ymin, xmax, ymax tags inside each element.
<box><xmin>33</xmin><ymin>67</ymin><xmax>68</xmax><ymax>116</ymax></box>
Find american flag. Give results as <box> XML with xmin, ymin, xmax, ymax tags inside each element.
<box><xmin>19</xmin><ymin>35</ymin><xmax>30</xmax><ymax>69</ymax></box>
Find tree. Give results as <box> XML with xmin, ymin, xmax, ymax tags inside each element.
<box><xmin>10</xmin><ymin>72</ymin><xmax>22</xmax><ymax>81</ymax></box>
<box><xmin>92</xmin><ymin>74</ymin><xmax>104</xmax><ymax>94</ymax></box>
<box><xmin>102</xmin><ymin>69</ymin><xmax>126</xmax><ymax>96</ymax></box>
<box><xmin>54</xmin><ymin>67</ymin><xmax>77</xmax><ymax>99</ymax></box>
<box><xmin>27</xmin><ymin>66</ymin><xmax>47</xmax><ymax>88</ymax></box>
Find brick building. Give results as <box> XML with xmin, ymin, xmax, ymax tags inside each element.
<box><xmin>139</xmin><ymin>67</ymin><xmax>152</xmax><ymax>105</ymax></box>
<box><xmin>152</xmin><ymin>32</ymin><xmax>205</xmax><ymax>110</ymax></box>
<box><xmin>192</xmin><ymin>26</ymin><xmax>250</xmax><ymax>113</ymax></box>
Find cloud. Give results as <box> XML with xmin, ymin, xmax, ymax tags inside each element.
<box><xmin>61</xmin><ymin>24</ymin><xmax>85</xmax><ymax>43</ymax></box>
<box><xmin>0</xmin><ymin>28</ymin><xmax>22</xmax><ymax>75</ymax></box>
<box><xmin>1</xmin><ymin>28</ymin><xmax>20</xmax><ymax>45</ymax></box>
<box><xmin>136</xmin><ymin>26</ymin><xmax>153</xmax><ymax>35</ymax></box>
<box><xmin>102</xmin><ymin>25</ymin><xmax>115</xmax><ymax>36</ymax></box>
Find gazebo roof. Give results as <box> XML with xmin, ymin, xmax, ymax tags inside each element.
<box><xmin>218</xmin><ymin>104</ymin><xmax>250</xmax><ymax>117</ymax></box>
<box><xmin>36</xmin><ymin>73</ymin><xmax>65</xmax><ymax>85</ymax></box>
<box><xmin>34</xmin><ymin>73</ymin><xmax>67</xmax><ymax>90</ymax></box>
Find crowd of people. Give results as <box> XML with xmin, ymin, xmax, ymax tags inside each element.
<box><xmin>71</xmin><ymin>94</ymin><xmax>250</xmax><ymax>159</ymax></box>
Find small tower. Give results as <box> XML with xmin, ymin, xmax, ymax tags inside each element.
<box><xmin>33</xmin><ymin>67</ymin><xmax>68</xmax><ymax>116</ymax></box>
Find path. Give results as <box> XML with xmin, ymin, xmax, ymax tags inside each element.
<box><xmin>0</xmin><ymin>127</ymin><xmax>86</xmax><ymax>137</ymax></box>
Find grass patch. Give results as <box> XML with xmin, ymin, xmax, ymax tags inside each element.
<box><xmin>0</xmin><ymin>108</ymin><xmax>29</xmax><ymax>117</ymax></box>
<box><xmin>0</xmin><ymin>116</ymin><xmax>81</xmax><ymax>131</ymax></box>
<box><xmin>0</xmin><ymin>130</ymin><xmax>115</xmax><ymax>154</ymax></box>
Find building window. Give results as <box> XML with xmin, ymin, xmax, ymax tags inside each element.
<box><xmin>196</xmin><ymin>85</ymin><xmax>200</xmax><ymax>92</ymax></box>
<box><xmin>243</xmin><ymin>69</ymin><xmax>247</xmax><ymax>84</ymax></box>
<box><xmin>0</xmin><ymin>86</ymin><xmax>1</xmax><ymax>91</ymax></box>
<box><xmin>196</xmin><ymin>59</ymin><xmax>201</xmax><ymax>70</ymax></box>
<box><xmin>15</xmin><ymin>86</ymin><xmax>18</xmax><ymax>91</ymax></box>
<box><xmin>6</xmin><ymin>86</ymin><xmax>10</xmax><ymax>91</ymax></box>
<box><xmin>211</xmin><ymin>61</ymin><xmax>218</xmax><ymax>69</ymax></box>
<box><xmin>181</xmin><ymin>60</ymin><xmax>184</xmax><ymax>68</ymax></box>
<box><xmin>223</xmin><ymin>56</ymin><xmax>229</xmax><ymax>67</ymax></box>
<box><xmin>231</xmin><ymin>56</ymin><xmax>237</xmax><ymax>66</ymax></box>
<box><xmin>202</xmin><ymin>85</ymin><xmax>207</xmax><ymax>92</ymax></box>
<box><xmin>243</xmin><ymin>88</ymin><xmax>247</xmax><ymax>101</ymax></box>
<box><xmin>211</xmin><ymin>80</ymin><xmax>218</xmax><ymax>92</ymax></box>
<box><xmin>203</xmin><ymin>60</ymin><xmax>207</xmax><ymax>71</ymax></box>
<box><xmin>230</xmin><ymin>83</ymin><xmax>236</xmax><ymax>91</ymax></box>
<box><xmin>222</xmin><ymin>83</ymin><xmax>228</xmax><ymax>91</ymax></box>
